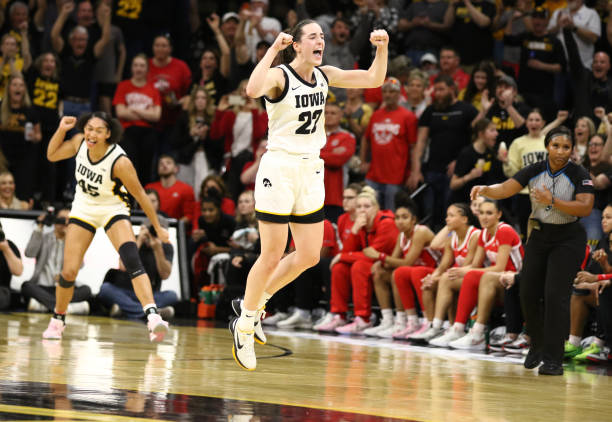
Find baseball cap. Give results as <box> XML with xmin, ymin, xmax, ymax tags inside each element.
<box><xmin>531</xmin><ymin>7</ymin><xmax>548</xmax><ymax>19</ymax></box>
<box><xmin>420</xmin><ymin>53</ymin><xmax>438</xmax><ymax>65</ymax></box>
<box><xmin>222</xmin><ymin>12</ymin><xmax>239</xmax><ymax>23</ymax></box>
<box><xmin>497</xmin><ymin>74</ymin><xmax>517</xmax><ymax>89</ymax></box>
<box><xmin>382</xmin><ymin>77</ymin><xmax>401</xmax><ymax>91</ymax></box>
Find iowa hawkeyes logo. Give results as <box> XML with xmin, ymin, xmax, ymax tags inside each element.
<box><xmin>263</xmin><ymin>178</ymin><xmax>272</xmax><ymax>187</ymax></box>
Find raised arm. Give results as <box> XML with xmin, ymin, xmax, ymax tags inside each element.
<box><xmin>50</xmin><ymin>1</ymin><xmax>74</xmax><ymax>53</ymax></box>
<box><xmin>93</xmin><ymin>3</ymin><xmax>111</xmax><ymax>59</ymax></box>
<box><xmin>47</xmin><ymin>116</ymin><xmax>82</xmax><ymax>161</ymax></box>
<box><xmin>245</xmin><ymin>32</ymin><xmax>291</xmax><ymax>99</ymax></box>
<box><xmin>320</xmin><ymin>29</ymin><xmax>388</xmax><ymax>89</ymax></box>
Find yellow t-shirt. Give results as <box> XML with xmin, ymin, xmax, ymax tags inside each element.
<box><xmin>503</xmin><ymin>134</ymin><xmax>547</xmax><ymax>194</ymax></box>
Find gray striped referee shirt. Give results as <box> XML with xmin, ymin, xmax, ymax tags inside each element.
<box><xmin>512</xmin><ymin>160</ymin><xmax>594</xmax><ymax>224</ymax></box>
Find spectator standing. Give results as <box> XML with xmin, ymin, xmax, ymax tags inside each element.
<box><xmin>458</xmin><ymin>60</ymin><xmax>496</xmax><ymax>112</ymax></box>
<box><xmin>428</xmin><ymin>47</ymin><xmax>470</xmax><ymax>92</ymax></box>
<box><xmin>50</xmin><ymin>1</ymin><xmax>111</xmax><ymax>117</ymax></box>
<box><xmin>21</xmin><ymin>207</ymin><xmax>91</xmax><ymax>315</ymax></box>
<box><xmin>243</xmin><ymin>0</ymin><xmax>282</xmax><ymax>63</ymax></box>
<box><xmin>399</xmin><ymin>0</ymin><xmax>449</xmax><ymax>65</ymax></box>
<box><xmin>341</xmin><ymin>88</ymin><xmax>373</xmax><ymax>142</ymax></box>
<box><xmin>27</xmin><ymin>52</ymin><xmax>62</xmax><ymax>203</ymax></box>
<box><xmin>320</xmin><ymin>102</ymin><xmax>356</xmax><ymax>223</ymax></box>
<box><xmin>147</xmin><ymin>34</ymin><xmax>192</xmax><ymax>151</ymax></box>
<box><xmin>0</xmin><ymin>31</ymin><xmax>31</xmax><ymax>100</ymax></box>
<box><xmin>360</xmin><ymin>77</ymin><xmax>418</xmax><ymax>211</ymax></box>
<box><xmin>172</xmin><ymin>86</ymin><xmax>217</xmax><ymax>194</ymax></box>
<box><xmin>93</xmin><ymin>0</ymin><xmax>126</xmax><ymax>115</ymax></box>
<box><xmin>504</xmin><ymin>7</ymin><xmax>566</xmax><ymax>121</ymax></box>
<box><xmin>401</xmin><ymin>69</ymin><xmax>429</xmax><ymax>118</ymax></box>
<box><xmin>548</xmin><ymin>0</ymin><xmax>600</xmax><ymax>70</ymax></box>
<box><xmin>113</xmin><ymin>54</ymin><xmax>161</xmax><ymax>186</ymax></box>
<box><xmin>0</xmin><ymin>73</ymin><xmax>41</xmax><ymax>201</ymax></box>
<box><xmin>409</xmin><ymin>74</ymin><xmax>478</xmax><ymax>229</ymax></box>
<box><xmin>443</xmin><ymin>0</ymin><xmax>496</xmax><ymax>66</ymax></box>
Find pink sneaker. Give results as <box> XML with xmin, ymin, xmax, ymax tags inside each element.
<box><xmin>391</xmin><ymin>321</ymin><xmax>419</xmax><ymax>339</ymax></box>
<box><xmin>147</xmin><ymin>314</ymin><xmax>169</xmax><ymax>342</ymax></box>
<box><xmin>315</xmin><ymin>314</ymin><xmax>347</xmax><ymax>332</ymax></box>
<box><xmin>335</xmin><ymin>316</ymin><xmax>372</xmax><ymax>334</ymax></box>
<box><xmin>42</xmin><ymin>318</ymin><xmax>65</xmax><ymax>340</ymax></box>
<box><xmin>404</xmin><ymin>321</ymin><xmax>430</xmax><ymax>340</ymax></box>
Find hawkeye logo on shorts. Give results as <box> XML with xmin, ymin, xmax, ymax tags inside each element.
<box><xmin>263</xmin><ymin>178</ymin><xmax>272</xmax><ymax>187</ymax></box>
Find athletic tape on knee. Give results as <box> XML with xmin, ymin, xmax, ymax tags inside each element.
<box><xmin>58</xmin><ymin>275</ymin><xmax>75</xmax><ymax>288</ymax></box>
<box><xmin>118</xmin><ymin>241</ymin><xmax>146</xmax><ymax>279</ymax></box>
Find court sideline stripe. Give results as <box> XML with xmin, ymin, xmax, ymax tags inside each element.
<box><xmin>0</xmin><ymin>404</ymin><xmax>171</xmax><ymax>422</ymax></box>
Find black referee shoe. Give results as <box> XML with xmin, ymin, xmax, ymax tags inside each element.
<box><xmin>524</xmin><ymin>348</ymin><xmax>542</xmax><ymax>369</ymax></box>
<box><xmin>538</xmin><ymin>361</ymin><xmax>563</xmax><ymax>375</ymax></box>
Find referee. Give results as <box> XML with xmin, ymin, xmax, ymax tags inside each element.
<box><xmin>471</xmin><ymin>126</ymin><xmax>594</xmax><ymax>375</ymax></box>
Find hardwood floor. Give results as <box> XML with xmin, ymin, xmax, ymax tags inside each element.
<box><xmin>0</xmin><ymin>312</ymin><xmax>610</xmax><ymax>421</ymax></box>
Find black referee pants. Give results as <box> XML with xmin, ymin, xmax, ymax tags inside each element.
<box><xmin>520</xmin><ymin>222</ymin><xmax>586</xmax><ymax>365</ymax></box>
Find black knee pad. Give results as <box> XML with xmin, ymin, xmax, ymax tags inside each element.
<box><xmin>118</xmin><ymin>241</ymin><xmax>146</xmax><ymax>279</ymax></box>
<box><xmin>58</xmin><ymin>275</ymin><xmax>75</xmax><ymax>288</ymax></box>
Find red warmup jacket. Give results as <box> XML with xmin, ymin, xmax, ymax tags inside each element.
<box><xmin>209</xmin><ymin>109</ymin><xmax>268</xmax><ymax>155</ymax></box>
<box><xmin>320</xmin><ymin>130</ymin><xmax>356</xmax><ymax>206</ymax></box>
<box><xmin>339</xmin><ymin>210</ymin><xmax>398</xmax><ymax>264</ymax></box>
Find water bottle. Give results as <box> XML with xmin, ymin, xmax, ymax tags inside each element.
<box><xmin>24</xmin><ymin>122</ymin><xmax>34</xmax><ymax>141</ymax></box>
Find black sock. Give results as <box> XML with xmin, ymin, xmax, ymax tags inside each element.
<box><xmin>53</xmin><ymin>312</ymin><xmax>66</xmax><ymax>323</ymax></box>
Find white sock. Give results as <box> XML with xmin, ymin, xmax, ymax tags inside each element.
<box><xmin>297</xmin><ymin>308</ymin><xmax>310</xmax><ymax>318</ymax></box>
<box><xmin>471</xmin><ymin>322</ymin><xmax>485</xmax><ymax>336</ymax></box>
<box><xmin>453</xmin><ymin>322</ymin><xmax>466</xmax><ymax>333</ymax></box>
<box><xmin>257</xmin><ymin>291</ymin><xmax>273</xmax><ymax>310</ymax></box>
<box><xmin>238</xmin><ymin>308</ymin><xmax>257</xmax><ymax>331</ymax></box>
<box><xmin>407</xmin><ymin>314</ymin><xmax>418</xmax><ymax>325</ymax></box>
<box><xmin>432</xmin><ymin>318</ymin><xmax>443</xmax><ymax>329</ymax></box>
<box><xmin>395</xmin><ymin>311</ymin><xmax>407</xmax><ymax>325</ymax></box>
<box><xmin>569</xmin><ymin>335</ymin><xmax>582</xmax><ymax>347</ymax></box>
<box><xmin>381</xmin><ymin>308</ymin><xmax>393</xmax><ymax>322</ymax></box>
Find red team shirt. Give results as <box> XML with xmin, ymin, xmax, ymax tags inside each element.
<box><xmin>147</xmin><ymin>57</ymin><xmax>192</xmax><ymax>126</ymax></box>
<box><xmin>399</xmin><ymin>227</ymin><xmax>441</xmax><ymax>267</ymax></box>
<box><xmin>365</xmin><ymin>106</ymin><xmax>418</xmax><ymax>185</ymax></box>
<box><xmin>112</xmin><ymin>80</ymin><xmax>161</xmax><ymax>128</ymax></box>
<box><xmin>477</xmin><ymin>223</ymin><xmax>524</xmax><ymax>271</ymax></box>
<box><xmin>451</xmin><ymin>226</ymin><xmax>481</xmax><ymax>267</ymax></box>
<box><xmin>144</xmin><ymin>180</ymin><xmax>195</xmax><ymax>220</ymax></box>
<box><xmin>320</xmin><ymin>130</ymin><xmax>356</xmax><ymax>207</ymax></box>
<box><xmin>336</xmin><ymin>212</ymin><xmax>354</xmax><ymax>251</ymax></box>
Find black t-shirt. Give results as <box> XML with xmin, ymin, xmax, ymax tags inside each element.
<box><xmin>451</xmin><ymin>0</ymin><xmax>496</xmax><ymax>65</ymax></box>
<box><xmin>197</xmin><ymin>213</ymin><xmax>236</xmax><ymax>247</ymax></box>
<box><xmin>59</xmin><ymin>44</ymin><xmax>96</xmax><ymax>98</ymax></box>
<box><xmin>419</xmin><ymin>101</ymin><xmax>478</xmax><ymax>172</ymax></box>
<box><xmin>0</xmin><ymin>240</ymin><xmax>21</xmax><ymax>287</ymax></box>
<box><xmin>140</xmin><ymin>242</ymin><xmax>174</xmax><ymax>292</ymax></box>
<box><xmin>0</xmin><ymin>104</ymin><xmax>40</xmax><ymax>156</ymax></box>
<box><xmin>513</xmin><ymin>160</ymin><xmax>594</xmax><ymax>224</ymax></box>
<box><xmin>26</xmin><ymin>69</ymin><xmax>62</xmax><ymax>132</ymax></box>
<box><xmin>504</xmin><ymin>32</ymin><xmax>566</xmax><ymax>96</ymax></box>
<box><xmin>486</xmin><ymin>101</ymin><xmax>530</xmax><ymax>148</ymax></box>
<box><xmin>451</xmin><ymin>144</ymin><xmax>496</xmax><ymax>203</ymax></box>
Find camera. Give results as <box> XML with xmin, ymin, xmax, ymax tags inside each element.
<box><xmin>147</xmin><ymin>224</ymin><xmax>157</xmax><ymax>238</ymax></box>
<box><xmin>42</xmin><ymin>206</ymin><xmax>56</xmax><ymax>226</ymax></box>
<box><xmin>228</xmin><ymin>94</ymin><xmax>246</xmax><ymax>107</ymax></box>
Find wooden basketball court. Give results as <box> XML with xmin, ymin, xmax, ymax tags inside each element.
<box><xmin>0</xmin><ymin>312</ymin><xmax>610</xmax><ymax>421</ymax></box>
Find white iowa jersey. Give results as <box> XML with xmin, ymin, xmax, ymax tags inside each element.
<box><xmin>264</xmin><ymin>64</ymin><xmax>329</xmax><ymax>155</ymax></box>
<box><xmin>73</xmin><ymin>141</ymin><xmax>130</xmax><ymax>209</ymax></box>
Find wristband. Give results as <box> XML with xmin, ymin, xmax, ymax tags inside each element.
<box><xmin>379</xmin><ymin>252</ymin><xmax>386</xmax><ymax>264</ymax></box>
<box><xmin>597</xmin><ymin>273</ymin><xmax>612</xmax><ymax>281</ymax></box>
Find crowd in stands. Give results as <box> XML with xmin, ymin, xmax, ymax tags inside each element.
<box><xmin>1</xmin><ymin>0</ymin><xmax>612</xmax><ymax>364</ymax></box>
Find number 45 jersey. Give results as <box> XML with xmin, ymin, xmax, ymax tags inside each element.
<box><xmin>73</xmin><ymin>141</ymin><xmax>131</xmax><ymax>211</ymax></box>
<box><xmin>263</xmin><ymin>64</ymin><xmax>328</xmax><ymax>155</ymax></box>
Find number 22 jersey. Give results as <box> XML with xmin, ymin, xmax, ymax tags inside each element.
<box><xmin>72</xmin><ymin>141</ymin><xmax>130</xmax><ymax>211</ymax></box>
<box><xmin>264</xmin><ymin>64</ymin><xmax>329</xmax><ymax>155</ymax></box>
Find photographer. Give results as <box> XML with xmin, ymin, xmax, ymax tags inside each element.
<box><xmin>21</xmin><ymin>207</ymin><xmax>91</xmax><ymax>314</ymax></box>
<box><xmin>97</xmin><ymin>192</ymin><xmax>177</xmax><ymax>319</ymax></box>
<box><xmin>0</xmin><ymin>219</ymin><xmax>23</xmax><ymax>310</ymax></box>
